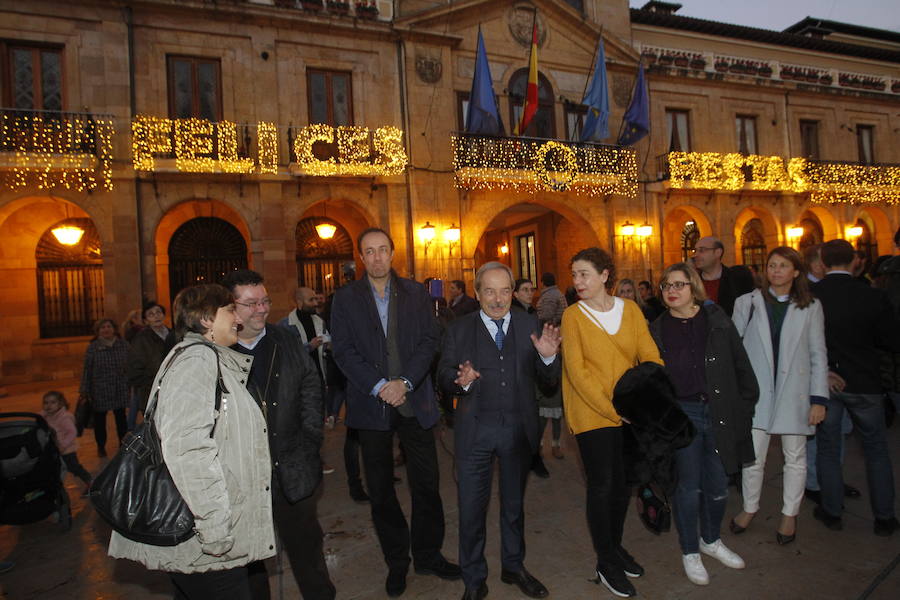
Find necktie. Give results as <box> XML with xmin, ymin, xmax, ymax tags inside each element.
<box><xmin>491</xmin><ymin>319</ymin><xmax>505</xmax><ymax>350</ymax></box>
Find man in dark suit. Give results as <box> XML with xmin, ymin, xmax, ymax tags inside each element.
<box><xmin>330</xmin><ymin>228</ymin><xmax>460</xmax><ymax>597</ymax></box>
<box><xmin>811</xmin><ymin>239</ymin><xmax>900</xmax><ymax>537</ymax></box>
<box><xmin>438</xmin><ymin>262</ymin><xmax>561</xmax><ymax>600</ymax></box>
<box><xmin>449</xmin><ymin>279</ymin><xmax>480</xmax><ymax>316</ymax></box>
<box><xmin>691</xmin><ymin>236</ymin><xmax>755</xmax><ymax>316</ymax></box>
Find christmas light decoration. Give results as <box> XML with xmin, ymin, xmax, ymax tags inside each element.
<box><xmin>175</xmin><ymin>118</ymin><xmax>216</xmax><ymax>172</ymax></box>
<box><xmin>452</xmin><ymin>135</ymin><xmax>637</xmax><ymax>198</ymax></box>
<box><xmin>292</xmin><ymin>124</ymin><xmax>408</xmax><ymax>176</ymax></box>
<box><xmin>217</xmin><ymin>120</ymin><xmax>254</xmax><ymax>174</ymax></box>
<box><xmin>257</xmin><ymin>122</ymin><xmax>278</xmax><ymax>174</ymax></box>
<box><xmin>132</xmin><ymin>115</ymin><xmax>173</xmax><ymax>171</ymax></box>
<box><xmin>2</xmin><ymin>112</ymin><xmax>114</xmax><ymax>192</ymax></box>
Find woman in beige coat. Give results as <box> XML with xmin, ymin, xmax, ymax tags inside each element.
<box><xmin>108</xmin><ymin>284</ymin><xmax>275</xmax><ymax>599</ymax></box>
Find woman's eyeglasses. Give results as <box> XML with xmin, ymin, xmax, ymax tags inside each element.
<box><xmin>659</xmin><ymin>281</ymin><xmax>689</xmax><ymax>292</ymax></box>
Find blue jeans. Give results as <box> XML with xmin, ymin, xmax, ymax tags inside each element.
<box><xmin>817</xmin><ymin>392</ymin><xmax>895</xmax><ymax>520</ymax></box>
<box><xmin>673</xmin><ymin>402</ymin><xmax>729</xmax><ymax>554</ymax></box>
<box><xmin>805</xmin><ymin>411</ymin><xmax>852</xmax><ymax>490</ymax></box>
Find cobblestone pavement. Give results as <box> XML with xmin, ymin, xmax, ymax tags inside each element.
<box><xmin>1</xmin><ymin>380</ymin><xmax>898</xmax><ymax>599</ymax></box>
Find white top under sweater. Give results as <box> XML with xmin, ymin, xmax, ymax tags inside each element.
<box><xmin>577</xmin><ymin>297</ymin><xmax>624</xmax><ymax>335</ymax></box>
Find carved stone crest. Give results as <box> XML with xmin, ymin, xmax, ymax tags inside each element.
<box><xmin>508</xmin><ymin>2</ymin><xmax>547</xmax><ymax>49</ymax></box>
<box><xmin>415</xmin><ymin>53</ymin><xmax>443</xmax><ymax>84</ymax></box>
<box><xmin>612</xmin><ymin>74</ymin><xmax>633</xmax><ymax>108</ymax></box>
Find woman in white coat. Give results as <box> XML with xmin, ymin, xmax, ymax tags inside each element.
<box><xmin>729</xmin><ymin>246</ymin><xmax>828</xmax><ymax>545</ymax></box>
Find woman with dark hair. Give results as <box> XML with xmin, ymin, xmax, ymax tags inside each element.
<box><xmin>562</xmin><ymin>247</ymin><xmax>662</xmax><ymax>597</ymax></box>
<box><xmin>648</xmin><ymin>262</ymin><xmax>758</xmax><ymax>586</ymax></box>
<box><xmin>108</xmin><ymin>284</ymin><xmax>275</xmax><ymax>599</ymax></box>
<box><xmin>79</xmin><ymin>318</ymin><xmax>129</xmax><ymax>457</ymax></box>
<box><xmin>730</xmin><ymin>247</ymin><xmax>828</xmax><ymax>545</ymax></box>
<box><xmin>126</xmin><ymin>301</ymin><xmax>176</xmax><ymax>427</ymax></box>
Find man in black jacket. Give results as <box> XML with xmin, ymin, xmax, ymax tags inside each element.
<box><xmin>221</xmin><ymin>269</ymin><xmax>335</xmax><ymax>599</ymax></box>
<box><xmin>330</xmin><ymin>228</ymin><xmax>460</xmax><ymax>597</ymax></box>
<box><xmin>449</xmin><ymin>279</ymin><xmax>479</xmax><ymax>317</ymax></box>
<box><xmin>811</xmin><ymin>240</ymin><xmax>900</xmax><ymax>537</ymax></box>
<box><xmin>438</xmin><ymin>262</ymin><xmax>560</xmax><ymax>600</ymax></box>
<box><xmin>691</xmin><ymin>236</ymin><xmax>755</xmax><ymax>316</ymax></box>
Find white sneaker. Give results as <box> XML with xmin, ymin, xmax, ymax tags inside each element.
<box><xmin>682</xmin><ymin>553</ymin><xmax>709</xmax><ymax>585</ymax></box>
<box><xmin>699</xmin><ymin>539</ymin><xmax>745</xmax><ymax>569</ymax></box>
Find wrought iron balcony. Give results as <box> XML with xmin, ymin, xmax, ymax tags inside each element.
<box><xmin>452</xmin><ymin>132</ymin><xmax>637</xmax><ymax>199</ymax></box>
<box><xmin>0</xmin><ymin>108</ymin><xmax>115</xmax><ymax>192</ymax></box>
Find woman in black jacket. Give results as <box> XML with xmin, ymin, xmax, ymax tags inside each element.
<box><xmin>648</xmin><ymin>263</ymin><xmax>759</xmax><ymax>587</ymax></box>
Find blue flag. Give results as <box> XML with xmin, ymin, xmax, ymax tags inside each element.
<box><xmin>617</xmin><ymin>64</ymin><xmax>650</xmax><ymax>146</ymax></box>
<box><xmin>580</xmin><ymin>39</ymin><xmax>610</xmax><ymax>142</ymax></box>
<box><xmin>465</xmin><ymin>30</ymin><xmax>504</xmax><ymax>136</ymax></box>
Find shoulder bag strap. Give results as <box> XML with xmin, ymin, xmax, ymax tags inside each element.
<box><xmin>577</xmin><ymin>303</ymin><xmax>638</xmax><ymax>367</ymax></box>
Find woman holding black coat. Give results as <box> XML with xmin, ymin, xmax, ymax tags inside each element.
<box><xmin>648</xmin><ymin>262</ymin><xmax>759</xmax><ymax>587</ymax></box>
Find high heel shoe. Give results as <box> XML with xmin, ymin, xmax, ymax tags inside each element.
<box><xmin>776</xmin><ymin>531</ymin><xmax>796</xmax><ymax>545</ymax></box>
<box><xmin>729</xmin><ymin>519</ymin><xmax>746</xmax><ymax>534</ymax></box>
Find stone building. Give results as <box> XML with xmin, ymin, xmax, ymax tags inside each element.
<box><xmin>0</xmin><ymin>0</ymin><xmax>897</xmax><ymax>382</ymax></box>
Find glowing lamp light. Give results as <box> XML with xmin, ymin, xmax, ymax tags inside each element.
<box><xmin>315</xmin><ymin>222</ymin><xmax>337</xmax><ymax>240</ymax></box>
<box><xmin>444</xmin><ymin>224</ymin><xmax>461</xmax><ymax>243</ymax></box>
<box><xmin>419</xmin><ymin>221</ymin><xmax>436</xmax><ymax>242</ymax></box>
<box><xmin>620</xmin><ymin>221</ymin><xmax>635</xmax><ymax>236</ymax></box>
<box><xmin>499</xmin><ymin>243</ymin><xmax>509</xmax><ymax>255</ymax></box>
<box><xmin>51</xmin><ymin>225</ymin><xmax>85</xmax><ymax>246</ymax></box>
<box><xmin>787</xmin><ymin>226</ymin><xmax>804</xmax><ymax>239</ymax></box>
<box><xmin>845</xmin><ymin>226</ymin><xmax>863</xmax><ymax>239</ymax></box>
<box><xmin>637</xmin><ymin>223</ymin><xmax>653</xmax><ymax>237</ymax></box>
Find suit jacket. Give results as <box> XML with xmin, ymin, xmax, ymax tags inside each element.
<box><xmin>715</xmin><ymin>264</ymin><xmax>756</xmax><ymax>316</ymax></box>
<box><xmin>811</xmin><ymin>273</ymin><xmax>900</xmax><ymax>394</ymax></box>
<box><xmin>732</xmin><ymin>290</ymin><xmax>829</xmax><ymax>435</ymax></box>
<box><xmin>330</xmin><ymin>274</ymin><xmax>441</xmax><ymax>431</ymax></box>
<box><xmin>451</xmin><ymin>293</ymin><xmax>479</xmax><ymax>317</ymax></box>
<box><xmin>437</xmin><ymin>310</ymin><xmax>560</xmax><ymax>459</ymax></box>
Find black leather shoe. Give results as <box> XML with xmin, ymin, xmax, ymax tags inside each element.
<box><xmin>728</xmin><ymin>518</ymin><xmax>747</xmax><ymax>534</ymax></box>
<box><xmin>461</xmin><ymin>582</ymin><xmax>488</xmax><ymax>600</ymax></box>
<box><xmin>531</xmin><ymin>456</ymin><xmax>550</xmax><ymax>479</ymax></box>
<box><xmin>501</xmin><ymin>568</ymin><xmax>548</xmax><ymax>598</ymax></box>
<box><xmin>385</xmin><ymin>568</ymin><xmax>407</xmax><ymax>597</ymax></box>
<box><xmin>595</xmin><ymin>565</ymin><xmax>636</xmax><ymax>598</ymax></box>
<box><xmin>349</xmin><ymin>485</ymin><xmax>370</xmax><ymax>503</ymax></box>
<box><xmin>813</xmin><ymin>506</ymin><xmax>843</xmax><ymax>531</ymax></box>
<box><xmin>844</xmin><ymin>484</ymin><xmax>861</xmax><ymax>498</ymax></box>
<box><xmin>617</xmin><ymin>547</ymin><xmax>644</xmax><ymax>578</ymax></box>
<box><xmin>804</xmin><ymin>488</ymin><xmax>822</xmax><ymax>505</ymax></box>
<box><xmin>874</xmin><ymin>517</ymin><xmax>899</xmax><ymax>537</ymax></box>
<box><xmin>414</xmin><ymin>555</ymin><xmax>461</xmax><ymax>580</ymax></box>
<box><xmin>776</xmin><ymin>531</ymin><xmax>796</xmax><ymax>545</ymax></box>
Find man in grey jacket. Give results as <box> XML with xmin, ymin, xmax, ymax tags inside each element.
<box><xmin>222</xmin><ymin>269</ymin><xmax>335</xmax><ymax>600</ymax></box>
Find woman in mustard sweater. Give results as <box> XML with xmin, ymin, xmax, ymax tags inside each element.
<box><xmin>562</xmin><ymin>247</ymin><xmax>662</xmax><ymax>598</ymax></box>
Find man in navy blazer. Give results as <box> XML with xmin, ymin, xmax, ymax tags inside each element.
<box><xmin>330</xmin><ymin>227</ymin><xmax>460</xmax><ymax>597</ymax></box>
<box><xmin>438</xmin><ymin>262</ymin><xmax>561</xmax><ymax>600</ymax></box>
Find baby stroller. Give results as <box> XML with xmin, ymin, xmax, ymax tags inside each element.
<box><xmin>0</xmin><ymin>412</ymin><xmax>71</xmax><ymax>531</ymax></box>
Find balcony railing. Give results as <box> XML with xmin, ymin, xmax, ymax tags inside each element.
<box><xmin>654</xmin><ymin>151</ymin><xmax>900</xmax><ymax>204</ymax></box>
<box><xmin>0</xmin><ymin>108</ymin><xmax>115</xmax><ymax>191</ymax></box>
<box><xmin>452</xmin><ymin>132</ymin><xmax>637</xmax><ymax>198</ymax></box>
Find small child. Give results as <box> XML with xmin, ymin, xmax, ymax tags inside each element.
<box><xmin>41</xmin><ymin>391</ymin><xmax>92</xmax><ymax>492</ymax></box>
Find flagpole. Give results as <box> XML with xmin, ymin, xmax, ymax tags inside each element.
<box><xmin>580</xmin><ymin>27</ymin><xmax>604</xmax><ymax>108</ymax></box>
<box><xmin>615</xmin><ymin>60</ymin><xmax>640</xmax><ymax>144</ymax></box>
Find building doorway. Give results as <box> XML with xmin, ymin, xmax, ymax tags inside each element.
<box><xmin>167</xmin><ymin>217</ymin><xmax>247</xmax><ymax>302</ymax></box>
<box><xmin>295</xmin><ymin>217</ymin><xmax>355</xmax><ymax>296</ymax></box>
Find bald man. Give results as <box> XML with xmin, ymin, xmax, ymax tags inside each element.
<box><xmin>691</xmin><ymin>236</ymin><xmax>755</xmax><ymax>316</ymax></box>
<box><xmin>281</xmin><ymin>287</ymin><xmax>328</xmax><ymax>377</ymax></box>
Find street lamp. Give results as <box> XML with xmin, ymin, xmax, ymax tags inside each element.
<box><xmin>51</xmin><ymin>224</ymin><xmax>85</xmax><ymax>246</ymax></box>
<box><xmin>444</xmin><ymin>223</ymin><xmax>460</xmax><ymax>256</ymax></box>
<box><xmin>419</xmin><ymin>221</ymin><xmax>436</xmax><ymax>256</ymax></box>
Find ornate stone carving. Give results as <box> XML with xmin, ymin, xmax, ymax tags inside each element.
<box><xmin>415</xmin><ymin>52</ymin><xmax>442</xmax><ymax>84</ymax></box>
<box><xmin>508</xmin><ymin>2</ymin><xmax>547</xmax><ymax>49</ymax></box>
<box><xmin>612</xmin><ymin>74</ymin><xmax>633</xmax><ymax>108</ymax></box>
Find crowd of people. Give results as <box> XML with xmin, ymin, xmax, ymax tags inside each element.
<box><xmin>22</xmin><ymin>224</ymin><xmax>900</xmax><ymax>599</ymax></box>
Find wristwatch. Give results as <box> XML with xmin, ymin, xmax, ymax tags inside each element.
<box><xmin>397</xmin><ymin>376</ymin><xmax>414</xmax><ymax>392</ymax></box>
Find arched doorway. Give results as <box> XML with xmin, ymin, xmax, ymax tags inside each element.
<box><xmin>853</xmin><ymin>217</ymin><xmax>877</xmax><ymax>266</ymax></box>
<box><xmin>798</xmin><ymin>215</ymin><xmax>824</xmax><ymax>251</ymax></box>
<box><xmin>680</xmin><ymin>220</ymin><xmax>700</xmax><ymax>262</ymax></box>
<box><xmin>661</xmin><ymin>205</ymin><xmax>712</xmax><ymax>268</ymax></box>
<box><xmin>507</xmin><ymin>68</ymin><xmax>556</xmax><ymax>138</ymax></box>
<box><xmin>167</xmin><ymin>217</ymin><xmax>248</xmax><ymax>302</ymax></box>
<box><xmin>295</xmin><ymin>217</ymin><xmax>355</xmax><ymax>296</ymax></box>
<box><xmin>36</xmin><ymin>218</ymin><xmax>104</xmax><ymax>338</ymax></box>
<box><xmin>740</xmin><ymin>219</ymin><xmax>767</xmax><ymax>274</ymax></box>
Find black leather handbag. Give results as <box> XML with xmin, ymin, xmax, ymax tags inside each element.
<box><xmin>89</xmin><ymin>343</ymin><xmax>225</xmax><ymax>546</ymax></box>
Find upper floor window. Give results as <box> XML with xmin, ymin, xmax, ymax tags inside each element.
<box><xmin>167</xmin><ymin>56</ymin><xmax>222</xmax><ymax>121</ymax></box>
<box><xmin>735</xmin><ymin>115</ymin><xmax>758</xmax><ymax>155</ymax></box>
<box><xmin>665</xmin><ymin>109</ymin><xmax>690</xmax><ymax>152</ymax></box>
<box><xmin>799</xmin><ymin>120</ymin><xmax>819</xmax><ymax>160</ymax></box>
<box><xmin>3</xmin><ymin>43</ymin><xmax>63</xmax><ymax>110</ymax></box>
<box><xmin>563</xmin><ymin>0</ymin><xmax>584</xmax><ymax>11</ymax></box>
<box><xmin>507</xmin><ymin>68</ymin><xmax>555</xmax><ymax>139</ymax></box>
<box><xmin>857</xmin><ymin>125</ymin><xmax>874</xmax><ymax>165</ymax></box>
<box><xmin>564</xmin><ymin>103</ymin><xmax>586</xmax><ymax>141</ymax></box>
<box><xmin>307</xmin><ymin>69</ymin><xmax>352</xmax><ymax>126</ymax></box>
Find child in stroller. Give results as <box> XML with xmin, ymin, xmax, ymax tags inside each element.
<box><xmin>0</xmin><ymin>409</ymin><xmax>72</xmax><ymax>532</ymax></box>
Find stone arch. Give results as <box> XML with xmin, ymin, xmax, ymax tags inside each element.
<box><xmin>798</xmin><ymin>206</ymin><xmax>838</xmax><ymax>243</ymax></box>
<box><xmin>661</xmin><ymin>204</ymin><xmax>713</xmax><ymax>267</ymax></box>
<box><xmin>853</xmin><ymin>206</ymin><xmax>894</xmax><ymax>256</ymax></box>
<box><xmin>153</xmin><ymin>199</ymin><xmax>252</xmax><ymax>312</ymax></box>
<box><xmin>733</xmin><ymin>206</ymin><xmax>781</xmax><ymax>268</ymax></box>
<box><xmin>295</xmin><ymin>198</ymin><xmax>374</xmax><ymax>289</ymax></box>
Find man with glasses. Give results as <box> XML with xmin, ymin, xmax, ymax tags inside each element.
<box><xmin>221</xmin><ymin>269</ymin><xmax>335</xmax><ymax>600</ymax></box>
<box><xmin>691</xmin><ymin>236</ymin><xmax>755</xmax><ymax>316</ymax></box>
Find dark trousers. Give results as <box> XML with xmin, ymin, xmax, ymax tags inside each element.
<box><xmin>61</xmin><ymin>452</ymin><xmax>92</xmax><ymax>484</ymax></box>
<box><xmin>169</xmin><ymin>566</ymin><xmax>251</xmax><ymax>600</ymax></box>
<box><xmin>818</xmin><ymin>391</ymin><xmax>895</xmax><ymax>520</ymax></box>
<box><xmin>93</xmin><ymin>408</ymin><xmax>127</xmax><ymax>451</ymax></box>
<box><xmin>672</xmin><ymin>402</ymin><xmax>729</xmax><ymax>554</ymax></box>
<box><xmin>456</xmin><ymin>417</ymin><xmax>531</xmax><ymax>590</ymax></box>
<box><xmin>576</xmin><ymin>427</ymin><xmax>630</xmax><ymax>573</ymax></box>
<box><xmin>248</xmin><ymin>481</ymin><xmax>336</xmax><ymax>600</ymax></box>
<box><xmin>357</xmin><ymin>417</ymin><xmax>446</xmax><ymax>572</ymax></box>
<box><xmin>344</xmin><ymin>427</ymin><xmax>363</xmax><ymax>489</ymax></box>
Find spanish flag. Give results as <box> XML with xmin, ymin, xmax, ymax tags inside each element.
<box><xmin>514</xmin><ymin>20</ymin><xmax>539</xmax><ymax>136</ymax></box>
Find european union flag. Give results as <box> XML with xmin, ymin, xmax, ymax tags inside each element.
<box><xmin>617</xmin><ymin>64</ymin><xmax>650</xmax><ymax>146</ymax></box>
<box><xmin>465</xmin><ymin>30</ymin><xmax>504</xmax><ymax>136</ymax></box>
<box><xmin>580</xmin><ymin>38</ymin><xmax>610</xmax><ymax>142</ymax></box>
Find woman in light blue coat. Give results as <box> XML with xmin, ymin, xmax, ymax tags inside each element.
<box><xmin>729</xmin><ymin>247</ymin><xmax>828</xmax><ymax>545</ymax></box>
